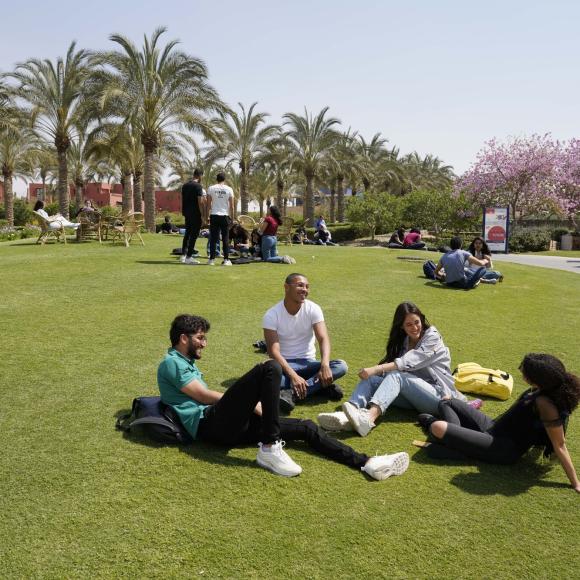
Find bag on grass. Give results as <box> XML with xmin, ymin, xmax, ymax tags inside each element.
<box><xmin>452</xmin><ymin>362</ymin><xmax>514</xmax><ymax>400</ymax></box>
<box><xmin>423</xmin><ymin>259</ymin><xmax>437</xmax><ymax>279</ymax></box>
<box><xmin>116</xmin><ymin>396</ymin><xmax>193</xmax><ymax>444</ymax></box>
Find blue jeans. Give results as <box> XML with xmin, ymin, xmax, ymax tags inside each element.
<box><xmin>261</xmin><ymin>235</ymin><xmax>283</xmax><ymax>263</ymax></box>
<box><xmin>447</xmin><ymin>266</ymin><xmax>486</xmax><ymax>289</ymax></box>
<box><xmin>349</xmin><ymin>371</ymin><xmax>441</xmax><ymax>414</ymax></box>
<box><xmin>281</xmin><ymin>358</ymin><xmax>348</xmax><ymax>396</ymax></box>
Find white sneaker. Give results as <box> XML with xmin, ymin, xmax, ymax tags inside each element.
<box><xmin>317</xmin><ymin>411</ymin><xmax>352</xmax><ymax>432</ymax></box>
<box><xmin>222</xmin><ymin>259</ymin><xmax>232</xmax><ymax>266</ymax></box>
<box><xmin>256</xmin><ymin>440</ymin><xmax>302</xmax><ymax>477</ymax></box>
<box><xmin>361</xmin><ymin>452</ymin><xmax>409</xmax><ymax>481</ymax></box>
<box><xmin>183</xmin><ymin>257</ymin><xmax>200</xmax><ymax>265</ymax></box>
<box><xmin>281</xmin><ymin>255</ymin><xmax>296</xmax><ymax>264</ymax></box>
<box><xmin>207</xmin><ymin>260</ymin><xmax>216</xmax><ymax>266</ymax></box>
<box><xmin>343</xmin><ymin>401</ymin><xmax>375</xmax><ymax>437</ymax></box>
<box><xmin>180</xmin><ymin>255</ymin><xmax>187</xmax><ymax>263</ymax></box>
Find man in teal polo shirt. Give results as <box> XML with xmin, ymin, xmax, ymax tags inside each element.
<box><xmin>157</xmin><ymin>313</ymin><xmax>410</xmax><ymax>480</ymax></box>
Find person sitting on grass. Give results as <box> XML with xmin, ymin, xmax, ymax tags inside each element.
<box><xmin>157</xmin><ymin>314</ymin><xmax>410</xmax><ymax>480</ymax></box>
<box><xmin>258</xmin><ymin>205</ymin><xmax>295</xmax><ymax>264</ymax></box>
<box><xmin>292</xmin><ymin>225</ymin><xmax>313</xmax><ymax>245</ymax></box>
<box><xmin>388</xmin><ymin>228</ymin><xmax>405</xmax><ymax>248</ymax></box>
<box><xmin>318</xmin><ymin>301</ymin><xmax>479</xmax><ymax>435</ymax></box>
<box><xmin>263</xmin><ymin>273</ymin><xmax>348</xmax><ymax>413</ymax></box>
<box><xmin>467</xmin><ymin>236</ymin><xmax>504</xmax><ymax>284</ymax></box>
<box><xmin>434</xmin><ymin>236</ymin><xmax>488</xmax><ymax>290</ymax></box>
<box><xmin>418</xmin><ymin>353</ymin><xmax>580</xmax><ymax>493</ymax></box>
<box><xmin>33</xmin><ymin>200</ymin><xmax>80</xmax><ymax>230</ymax></box>
<box><xmin>229</xmin><ymin>223</ymin><xmax>251</xmax><ymax>256</ymax></box>
<box><xmin>403</xmin><ymin>228</ymin><xmax>426</xmax><ymax>250</ymax></box>
<box><xmin>160</xmin><ymin>215</ymin><xmax>179</xmax><ymax>234</ymax></box>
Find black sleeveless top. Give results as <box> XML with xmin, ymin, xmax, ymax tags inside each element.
<box><xmin>490</xmin><ymin>389</ymin><xmax>568</xmax><ymax>455</ymax></box>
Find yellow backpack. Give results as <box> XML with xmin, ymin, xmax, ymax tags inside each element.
<box><xmin>452</xmin><ymin>362</ymin><xmax>514</xmax><ymax>400</ymax></box>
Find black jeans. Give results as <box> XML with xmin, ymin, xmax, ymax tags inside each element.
<box><xmin>197</xmin><ymin>360</ymin><xmax>368</xmax><ymax>470</ymax></box>
<box><xmin>209</xmin><ymin>215</ymin><xmax>230</xmax><ymax>260</ymax></box>
<box><xmin>181</xmin><ymin>214</ymin><xmax>202</xmax><ymax>258</ymax></box>
<box><xmin>427</xmin><ymin>399</ymin><xmax>521</xmax><ymax>464</ymax></box>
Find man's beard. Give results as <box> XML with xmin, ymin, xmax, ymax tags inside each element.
<box><xmin>187</xmin><ymin>339</ymin><xmax>201</xmax><ymax>360</ymax></box>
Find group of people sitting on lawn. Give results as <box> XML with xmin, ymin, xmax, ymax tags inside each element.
<box><xmin>388</xmin><ymin>227</ymin><xmax>426</xmax><ymax>250</ymax></box>
<box><xmin>424</xmin><ymin>236</ymin><xmax>504</xmax><ymax>289</ymax></box>
<box><xmin>157</xmin><ymin>273</ymin><xmax>580</xmax><ymax>491</ymax></box>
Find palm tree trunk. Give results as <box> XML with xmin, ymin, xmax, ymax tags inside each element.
<box><xmin>305</xmin><ymin>172</ymin><xmax>314</xmax><ymax>221</ymax></box>
<box><xmin>2</xmin><ymin>173</ymin><xmax>14</xmax><ymax>227</ymax></box>
<box><xmin>330</xmin><ymin>184</ymin><xmax>336</xmax><ymax>223</ymax></box>
<box><xmin>75</xmin><ymin>179</ymin><xmax>84</xmax><ymax>208</ymax></box>
<box><xmin>133</xmin><ymin>171</ymin><xmax>143</xmax><ymax>213</ymax></box>
<box><xmin>240</xmin><ymin>170</ymin><xmax>249</xmax><ymax>214</ymax></box>
<box><xmin>337</xmin><ymin>176</ymin><xmax>345</xmax><ymax>223</ymax></box>
<box><xmin>143</xmin><ymin>148</ymin><xmax>156</xmax><ymax>231</ymax></box>
<box><xmin>122</xmin><ymin>170</ymin><xmax>133</xmax><ymax>213</ymax></box>
<box><xmin>57</xmin><ymin>148</ymin><xmax>69</xmax><ymax>217</ymax></box>
<box><xmin>276</xmin><ymin>179</ymin><xmax>284</xmax><ymax>210</ymax></box>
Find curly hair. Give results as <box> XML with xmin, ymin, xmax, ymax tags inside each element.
<box><xmin>169</xmin><ymin>314</ymin><xmax>210</xmax><ymax>347</ymax></box>
<box><xmin>379</xmin><ymin>302</ymin><xmax>431</xmax><ymax>364</ymax></box>
<box><xmin>520</xmin><ymin>353</ymin><xmax>580</xmax><ymax>413</ymax></box>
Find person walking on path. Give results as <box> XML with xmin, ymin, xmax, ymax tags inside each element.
<box><xmin>206</xmin><ymin>173</ymin><xmax>234</xmax><ymax>266</ymax></box>
<box><xmin>180</xmin><ymin>168</ymin><xmax>205</xmax><ymax>265</ymax></box>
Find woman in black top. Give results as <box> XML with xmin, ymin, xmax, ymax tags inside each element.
<box><xmin>421</xmin><ymin>353</ymin><xmax>580</xmax><ymax>492</ymax></box>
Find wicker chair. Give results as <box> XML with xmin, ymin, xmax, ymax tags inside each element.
<box><xmin>277</xmin><ymin>216</ymin><xmax>294</xmax><ymax>245</ymax></box>
<box><xmin>77</xmin><ymin>211</ymin><xmax>103</xmax><ymax>243</ymax></box>
<box><xmin>111</xmin><ymin>212</ymin><xmax>145</xmax><ymax>247</ymax></box>
<box><xmin>237</xmin><ymin>215</ymin><xmax>257</xmax><ymax>237</ymax></box>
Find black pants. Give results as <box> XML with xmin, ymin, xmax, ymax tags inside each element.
<box><xmin>427</xmin><ymin>399</ymin><xmax>521</xmax><ymax>464</ymax></box>
<box><xmin>209</xmin><ymin>215</ymin><xmax>230</xmax><ymax>260</ymax></box>
<box><xmin>181</xmin><ymin>214</ymin><xmax>202</xmax><ymax>258</ymax></box>
<box><xmin>197</xmin><ymin>361</ymin><xmax>368</xmax><ymax>470</ymax></box>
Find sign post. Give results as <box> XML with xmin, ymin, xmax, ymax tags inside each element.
<box><xmin>482</xmin><ymin>207</ymin><xmax>509</xmax><ymax>253</ymax></box>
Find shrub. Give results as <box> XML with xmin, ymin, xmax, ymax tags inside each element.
<box><xmin>509</xmin><ymin>228</ymin><xmax>551</xmax><ymax>252</ymax></box>
<box><xmin>551</xmin><ymin>228</ymin><xmax>569</xmax><ymax>243</ymax></box>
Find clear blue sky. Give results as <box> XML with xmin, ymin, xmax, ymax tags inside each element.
<box><xmin>2</xmin><ymin>0</ymin><xmax>579</xmax><ymax>191</ymax></box>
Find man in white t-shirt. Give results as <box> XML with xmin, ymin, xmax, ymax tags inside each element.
<box><xmin>206</xmin><ymin>173</ymin><xmax>234</xmax><ymax>266</ymax></box>
<box><xmin>262</xmin><ymin>273</ymin><xmax>348</xmax><ymax>413</ymax></box>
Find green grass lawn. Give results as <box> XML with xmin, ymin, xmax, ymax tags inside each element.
<box><xmin>1</xmin><ymin>236</ymin><xmax>579</xmax><ymax>579</ymax></box>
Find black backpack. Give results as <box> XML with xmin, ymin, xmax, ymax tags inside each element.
<box><xmin>423</xmin><ymin>259</ymin><xmax>437</xmax><ymax>280</ymax></box>
<box><xmin>116</xmin><ymin>396</ymin><xmax>193</xmax><ymax>444</ymax></box>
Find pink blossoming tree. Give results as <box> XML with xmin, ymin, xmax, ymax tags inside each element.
<box><xmin>557</xmin><ymin>138</ymin><xmax>580</xmax><ymax>226</ymax></box>
<box><xmin>457</xmin><ymin>134</ymin><xmax>563</xmax><ymax>231</ymax></box>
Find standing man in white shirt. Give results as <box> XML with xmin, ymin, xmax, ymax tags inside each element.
<box><xmin>262</xmin><ymin>273</ymin><xmax>348</xmax><ymax>413</ymax></box>
<box><xmin>206</xmin><ymin>173</ymin><xmax>234</xmax><ymax>266</ymax></box>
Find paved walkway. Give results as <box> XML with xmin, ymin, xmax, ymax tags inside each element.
<box><xmin>492</xmin><ymin>254</ymin><xmax>580</xmax><ymax>274</ymax></box>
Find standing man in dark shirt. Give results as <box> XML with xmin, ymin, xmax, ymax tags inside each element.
<box><xmin>180</xmin><ymin>168</ymin><xmax>206</xmax><ymax>265</ymax></box>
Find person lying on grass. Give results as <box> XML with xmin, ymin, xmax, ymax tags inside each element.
<box><xmin>417</xmin><ymin>353</ymin><xmax>580</xmax><ymax>493</ymax></box>
<box><xmin>318</xmin><ymin>301</ymin><xmax>479</xmax><ymax>436</ymax></box>
<box><xmin>157</xmin><ymin>314</ymin><xmax>409</xmax><ymax>480</ymax></box>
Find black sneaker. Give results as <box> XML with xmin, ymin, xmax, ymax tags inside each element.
<box><xmin>417</xmin><ymin>413</ymin><xmax>436</xmax><ymax>434</ymax></box>
<box><xmin>279</xmin><ymin>389</ymin><xmax>296</xmax><ymax>414</ymax></box>
<box><xmin>320</xmin><ymin>384</ymin><xmax>344</xmax><ymax>401</ymax></box>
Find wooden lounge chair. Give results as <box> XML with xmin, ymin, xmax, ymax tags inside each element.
<box><xmin>33</xmin><ymin>211</ymin><xmax>67</xmax><ymax>245</ymax></box>
<box><xmin>111</xmin><ymin>212</ymin><xmax>145</xmax><ymax>247</ymax></box>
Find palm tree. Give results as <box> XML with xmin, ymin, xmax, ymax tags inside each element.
<box><xmin>8</xmin><ymin>42</ymin><xmax>92</xmax><ymax>217</ymax></box>
<box><xmin>249</xmin><ymin>169</ymin><xmax>276</xmax><ymax>217</ymax></box>
<box><xmin>68</xmin><ymin>122</ymin><xmax>98</xmax><ymax>208</ymax></box>
<box><xmin>208</xmin><ymin>102</ymin><xmax>277</xmax><ymax>214</ymax></box>
<box><xmin>355</xmin><ymin>133</ymin><xmax>391</xmax><ymax>193</ymax></box>
<box><xmin>283</xmin><ymin>107</ymin><xmax>341</xmax><ymax>221</ymax></box>
<box><xmin>256</xmin><ymin>131</ymin><xmax>293</xmax><ymax>214</ymax></box>
<box><xmin>400</xmin><ymin>152</ymin><xmax>455</xmax><ymax>193</ymax></box>
<box><xmin>0</xmin><ymin>113</ymin><xmax>37</xmax><ymax>226</ymax></box>
<box><xmin>32</xmin><ymin>144</ymin><xmax>58</xmax><ymax>203</ymax></box>
<box><xmin>328</xmin><ymin>129</ymin><xmax>357</xmax><ymax>222</ymax></box>
<box><xmin>92</xmin><ymin>27</ymin><xmax>225</xmax><ymax>231</ymax></box>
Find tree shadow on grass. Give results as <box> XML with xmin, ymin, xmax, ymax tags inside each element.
<box><xmin>412</xmin><ymin>447</ymin><xmax>568</xmax><ymax>496</ymax></box>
